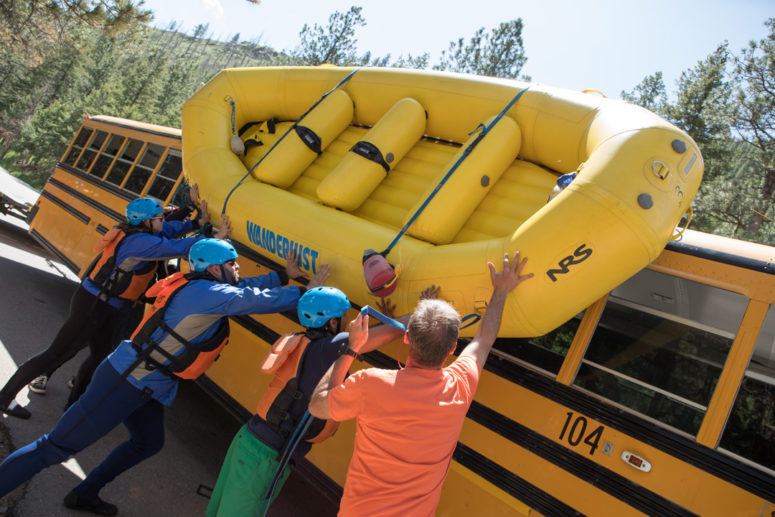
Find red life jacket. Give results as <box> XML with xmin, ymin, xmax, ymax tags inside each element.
<box><xmin>256</xmin><ymin>333</ymin><xmax>339</xmax><ymax>444</ymax></box>
<box><xmin>130</xmin><ymin>271</ymin><xmax>229</xmax><ymax>380</ymax></box>
<box><xmin>89</xmin><ymin>226</ymin><xmax>158</xmax><ymax>301</ymax></box>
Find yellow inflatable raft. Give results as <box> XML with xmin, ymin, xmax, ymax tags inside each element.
<box><xmin>182</xmin><ymin>66</ymin><xmax>703</xmax><ymax>337</ymax></box>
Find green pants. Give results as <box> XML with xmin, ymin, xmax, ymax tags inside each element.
<box><xmin>207</xmin><ymin>425</ymin><xmax>291</xmax><ymax>517</ymax></box>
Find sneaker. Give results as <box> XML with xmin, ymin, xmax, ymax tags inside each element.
<box><xmin>28</xmin><ymin>375</ymin><xmax>48</xmax><ymax>395</ymax></box>
<box><xmin>63</xmin><ymin>490</ymin><xmax>118</xmax><ymax>516</ymax></box>
<box><xmin>67</xmin><ymin>376</ymin><xmax>75</xmax><ymax>390</ymax></box>
<box><xmin>0</xmin><ymin>400</ymin><xmax>31</xmax><ymax>419</ymax></box>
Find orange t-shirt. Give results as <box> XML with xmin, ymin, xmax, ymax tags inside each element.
<box><xmin>328</xmin><ymin>355</ymin><xmax>480</xmax><ymax>517</ymax></box>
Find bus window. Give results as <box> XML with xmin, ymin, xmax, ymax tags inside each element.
<box><xmin>719</xmin><ymin>303</ymin><xmax>775</xmax><ymax>471</ymax></box>
<box><xmin>105</xmin><ymin>138</ymin><xmax>143</xmax><ymax>186</ymax></box>
<box><xmin>146</xmin><ymin>150</ymin><xmax>181</xmax><ymax>202</ymax></box>
<box><xmin>124</xmin><ymin>143</ymin><xmax>165</xmax><ymax>195</ymax></box>
<box><xmin>573</xmin><ymin>269</ymin><xmax>747</xmax><ymax>436</ymax></box>
<box><xmin>74</xmin><ymin>130</ymin><xmax>108</xmax><ymax>172</ymax></box>
<box><xmin>62</xmin><ymin>127</ymin><xmax>93</xmax><ymax>166</ymax></box>
<box><xmin>493</xmin><ymin>315</ymin><xmax>581</xmax><ymax>375</ymax></box>
<box><xmin>91</xmin><ymin>134</ymin><xmax>125</xmax><ymax>179</ymax></box>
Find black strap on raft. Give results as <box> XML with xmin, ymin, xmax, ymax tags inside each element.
<box><xmin>351</xmin><ymin>141</ymin><xmax>390</xmax><ymax>173</ymax></box>
<box><xmin>221</xmin><ymin>68</ymin><xmax>361</xmax><ymax>215</ymax></box>
<box><xmin>244</xmin><ymin>139</ymin><xmax>263</xmax><ymax>151</ymax></box>
<box><xmin>239</xmin><ymin>117</ymin><xmax>279</xmax><ymax>137</ymax></box>
<box><xmin>378</xmin><ymin>87</ymin><xmax>529</xmax><ymax>257</ymax></box>
<box><xmin>294</xmin><ymin>126</ymin><xmax>322</xmax><ymax>155</ymax></box>
<box><xmin>238</xmin><ymin>121</ymin><xmax>261</xmax><ymax>137</ymax></box>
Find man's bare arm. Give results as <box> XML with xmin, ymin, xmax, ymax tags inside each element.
<box><xmin>309</xmin><ymin>313</ymin><xmax>370</xmax><ymax>419</ymax></box>
<box><xmin>460</xmin><ymin>252</ymin><xmax>533</xmax><ymax>370</ymax></box>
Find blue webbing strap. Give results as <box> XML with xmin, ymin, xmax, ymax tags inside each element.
<box><xmin>380</xmin><ymin>86</ymin><xmax>529</xmax><ymax>257</ymax></box>
<box><xmin>360</xmin><ymin>305</ymin><xmax>407</xmax><ymax>331</ymax></box>
<box><xmin>261</xmin><ymin>410</ymin><xmax>315</xmax><ymax>516</ymax></box>
<box><xmin>221</xmin><ymin>68</ymin><xmax>361</xmax><ymax>215</ymax></box>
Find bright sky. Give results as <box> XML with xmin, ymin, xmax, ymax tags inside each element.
<box><xmin>142</xmin><ymin>0</ymin><xmax>772</xmax><ymax>98</ymax></box>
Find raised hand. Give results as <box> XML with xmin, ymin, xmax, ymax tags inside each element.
<box><xmin>213</xmin><ymin>214</ymin><xmax>231</xmax><ymax>239</ymax></box>
<box><xmin>188</xmin><ymin>184</ymin><xmax>200</xmax><ymax>208</ymax></box>
<box><xmin>307</xmin><ymin>263</ymin><xmax>330</xmax><ymax>289</ymax></box>
<box><xmin>488</xmin><ymin>252</ymin><xmax>533</xmax><ymax>295</ymax></box>
<box><xmin>348</xmin><ymin>313</ymin><xmax>369</xmax><ymax>353</ymax></box>
<box><xmin>285</xmin><ymin>249</ymin><xmax>304</xmax><ymax>279</ymax></box>
<box><xmin>419</xmin><ymin>285</ymin><xmax>440</xmax><ymax>300</ymax></box>
<box><xmin>198</xmin><ymin>199</ymin><xmax>211</xmax><ymax>227</ymax></box>
<box><xmin>375</xmin><ymin>298</ymin><xmax>396</xmax><ymax>319</ymax></box>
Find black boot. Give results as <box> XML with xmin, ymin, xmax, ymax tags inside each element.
<box><xmin>63</xmin><ymin>490</ymin><xmax>118</xmax><ymax>516</ymax></box>
<box><xmin>0</xmin><ymin>400</ymin><xmax>31</xmax><ymax>419</ymax></box>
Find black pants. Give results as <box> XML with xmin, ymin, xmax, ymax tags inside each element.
<box><xmin>65</xmin><ymin>299</ymin><xmax>144</xmax><ymax>408</ymax></box>
<box><xmin>0</xmin><ymin>285</ymin><xmax>117</xmax><ymax>408</ymax></box>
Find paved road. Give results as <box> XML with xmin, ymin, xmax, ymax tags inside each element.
<box><xmin>0</xmin><ymin>211</ymin><xmax>338</xmax><ymax>516</ymax></box>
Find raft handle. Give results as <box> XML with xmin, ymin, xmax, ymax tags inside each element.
<box><xmin>651</xmin><ymin>160</ymin><xmax>670</xmax><ymax>180</ymax></box>
<box><xmin>671</xmin><ymin>206</ymin><xmax>693</xmax><ymax>241</ymax></box>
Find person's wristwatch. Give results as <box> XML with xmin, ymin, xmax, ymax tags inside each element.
<box><xmin>338</xmin><ymin>342</ymin><xmax>363</xmax><ymax>361</ymax></box>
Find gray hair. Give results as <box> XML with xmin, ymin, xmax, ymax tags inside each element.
<box><xmin>407</xmin><ymin>299</ymin><xmax>460</xmax><ymax>367</ymax></box>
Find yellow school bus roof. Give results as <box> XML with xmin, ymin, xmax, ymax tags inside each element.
<box><xmin>86</xmin><ymin>115</ymin><xmax>181</xmax><ymax>140</ymax></box>
<box><xmin>674</xmin><ymin>229</ymin><xmax>775</xmax><ymax>265</ymax></box>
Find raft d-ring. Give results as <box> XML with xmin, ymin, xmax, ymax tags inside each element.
<box><xmin>671</xmin><ymin>206</ymin><xmax>693</xmax><ymax>241</ymax></box>
<box><xmin>652</xmin><ymin>160</ymin><xmax>670</xmax><ymax>180</ymax></box>
<box><xmin>582</xmin><ymin>89</ymin><xmax>606</xmax><ymax>98</ymax></box>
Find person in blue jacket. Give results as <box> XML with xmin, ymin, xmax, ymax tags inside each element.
<box><xmin>0</xmin><ymin>238</ymin><xmax>329</xmax><ymax>515</ymax></box>
<box><xmin>0</xmin><ymin>196</ymin><xmax>225</xmax><ymax>419</ymax></box>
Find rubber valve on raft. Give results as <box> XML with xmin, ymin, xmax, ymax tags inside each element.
<box><xmin>362</xmin><ymin>249</ymin><xmax>400</xmax><ymax>298</ymax></box>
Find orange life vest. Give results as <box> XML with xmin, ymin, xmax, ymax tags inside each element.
<box><xmin>89</xmin><ymin>227</ymin><xmax>158</xmax><ymax>301</ymax></box>
<box><xmin>256</xmin><ymin>333</ymin><xmax>339</xmax><ymax>444</ymax></box>
<box><xmin>130</xmin><ymin>272</ymin><xmax>229</xmax><ymax>380</ymax></box>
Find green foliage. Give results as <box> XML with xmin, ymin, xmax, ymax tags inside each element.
<box><xmin>291</xmin><ymin>6</ymin><xmax>367</xmax><ymax>65</ymax></box>
<box><xmin>391</xmin><ymin>53</ymin><xmax>431</xmax><ymax>70</ymax></box>
<box><xmin>434</xmin><ymin>19</ymin><xmax>527</xmax><ymax>79</ymax></box>
<box><xmin>665</xmin><ymin>45</ymin><xmax>732</xmax><ymax>154</ymax></box>
<box><xmin>622</xmin><ymin>29</ymin><xmax>774</xmax><ymax>245</ymax></box>
<box><xmin>729</xmin><ymin>18</ymin><xmax>775</xmax><ymax>238</ymax></box>
<box><xmin>0</xmin><ymin>0</ymin><xmax>152</xmax><ymax>37</ymax></box>
<box><xmin>621</xmin><ymin>72</ymin><xmax>668</xmax><ymax>115</ymax></box>
<box><xmin>0</xmin><ymin>12</ymin><xmax>283</xmax><ymax>186</ymax></box>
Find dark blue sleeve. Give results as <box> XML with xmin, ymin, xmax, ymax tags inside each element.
<box><xmin>200</xmin><ymin>282</ymin><xmax>302</xmax><ymax>316</ymax></box>
<box><xmin>159</xmin><ymin>219</ymin><xmax>194</xmax><ymax>238</ymax></box>
<box><xmin>237</xmin><ymin>271</ymin><xmax>282</xmax><ymax>290</ymax></box>
<box><xmin>324</xmin><ymin>332</ymin><xmax>349</xmax><ymax>365</ymax></box>
<box><xmin>117</xmin><ymin>233</ymin><xmax>203</xmax><ymax>268</ymax></box>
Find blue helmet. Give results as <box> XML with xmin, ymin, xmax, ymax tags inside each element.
<box><xmin>298</xmin><ymin>287</ymin><xmax>350</xmax><ymax>328</ymax></box>
<box><xmin>126</xmin><ymin>198</ymin><xmax>164</xmax><ymax>226</ymax></box>
<box><xmin>189</xmin><ymin>238</ymin><xmax>238</xmax><ymax>272</ymax></box>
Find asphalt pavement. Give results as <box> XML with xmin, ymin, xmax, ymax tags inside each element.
<box><xmin>0</xmin><ymin>206</ymin><xmax>338</xmax><ymax>516</ymax></box>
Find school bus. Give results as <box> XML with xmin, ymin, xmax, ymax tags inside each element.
<box><xmin>27</xmin><ymin>115</ymin><xmax>185</xmax><ymax>273</ymax></box>
<box><xmin>27</xmin><ymin>115</ymin><xmax>775</xmax><ymax>516</ymax></box>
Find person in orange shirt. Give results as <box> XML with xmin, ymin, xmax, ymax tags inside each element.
<box><xmin>310</xmin><ymin>252</ymin><xmax>533</xmax><ymax>516</ymax></box>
